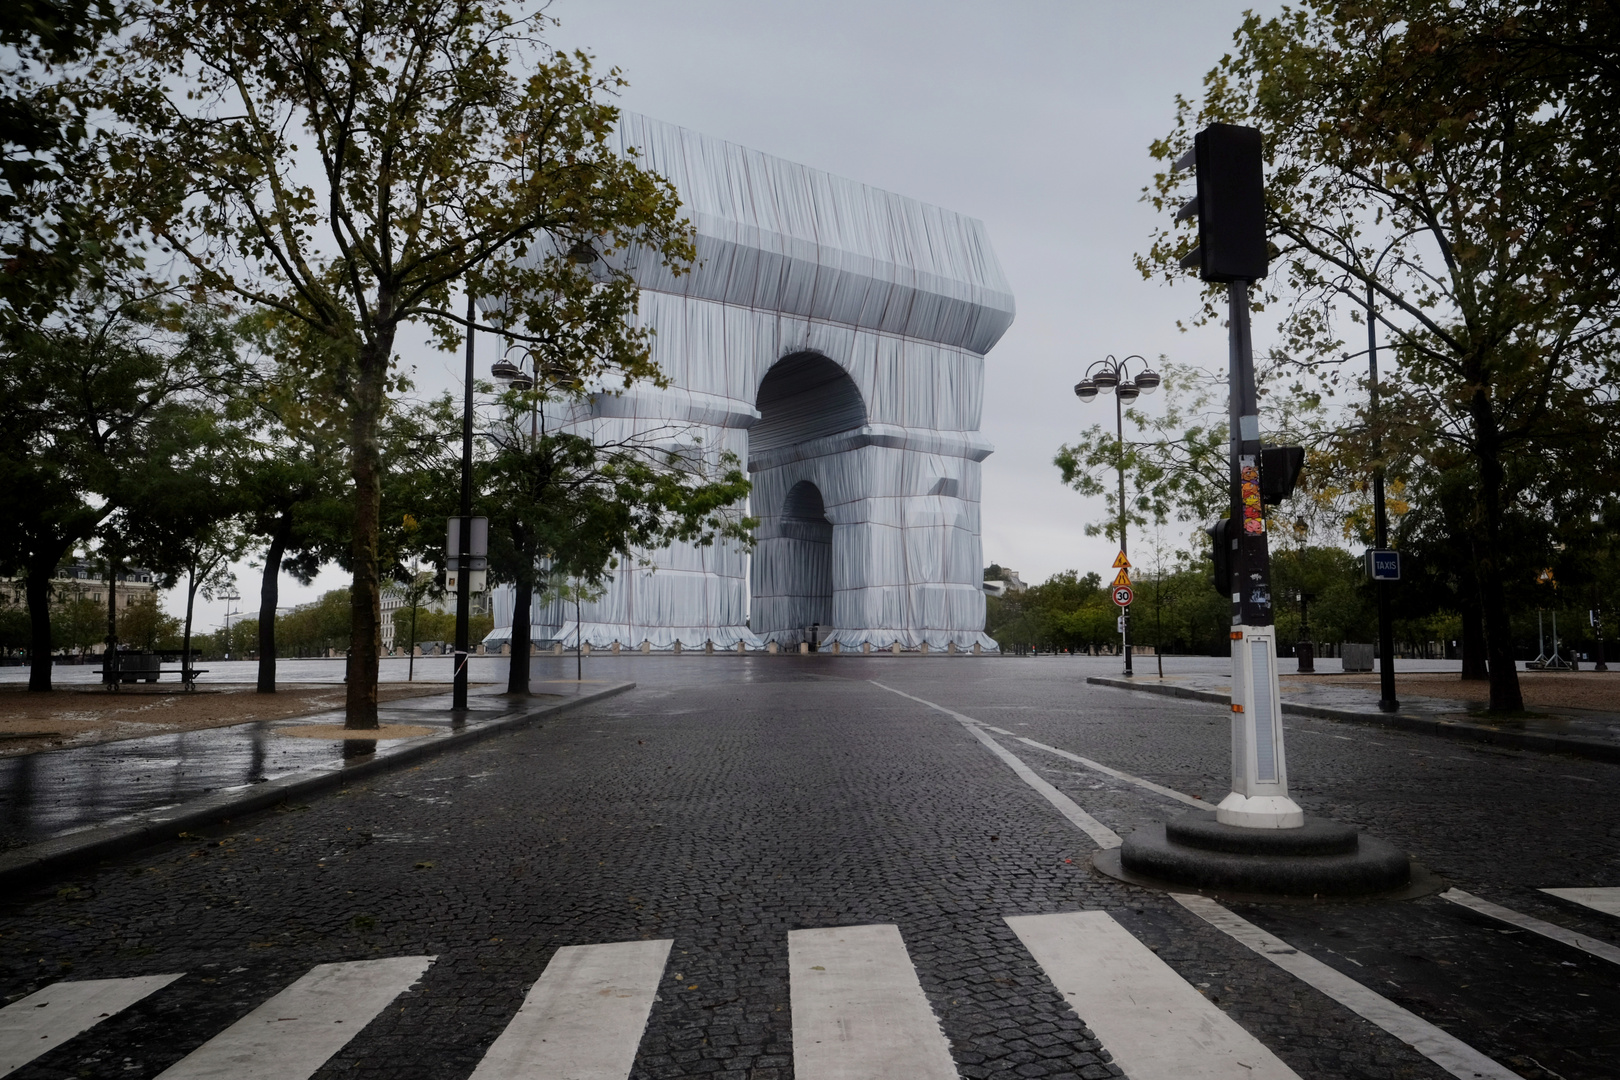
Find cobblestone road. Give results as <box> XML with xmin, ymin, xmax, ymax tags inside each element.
<box><xmin>1</xmin><ymin>655</ymin><xmax>1615</xmax><ymax>1080</ymax></box>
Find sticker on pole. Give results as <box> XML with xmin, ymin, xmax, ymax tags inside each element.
<box><xmin>1112</xmin><ymin>585</ymin><xmax>1133</xmax><ymax>607</ymax></box>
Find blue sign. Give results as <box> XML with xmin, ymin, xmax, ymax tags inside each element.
<box><xmin>1366</xmin><ymin>549</ymin><xmax>1400</xmax><ymax>582</ymax></box>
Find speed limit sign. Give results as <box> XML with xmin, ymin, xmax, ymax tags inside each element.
<box><xmin>1112</xmin><ymin>585</ymin><xmax>1133</xmax><ymax>607</ymax></box>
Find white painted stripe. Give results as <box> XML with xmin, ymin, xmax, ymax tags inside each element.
<box><xmin>1442</xmin><ymin>889</ymin><xmax>1620</xmax><ymax>966</ymax></box>
<box><xmin>789</xmin><ymin>924</ymin><xmax>958</xmax><ymax>1080</ymax></box>
<box><xmin>468</xmin><ymin>939</ymin><xmax>672</xmax><ymax>1080</ymax></box>
<box><xmin>1007</xmin><ymin>911</ymin><xmax>1299</xmax><ymax>1080</ymax></box>
<box><xmin>1013</xmin><ymin>736</ymin><xmax>1207</xmax><ymax>809</ymax></box>
<box><xmin>869</xmin><ymin>681</ymin><xmax>1121</xmax><ymax>848</ymax></box>
<box><xmin>1541</xmin><ymin>886</ymin><xmax>1620</xmax><ymax>919</ymax></box>
<box><xmin>1174</xmin><ymin>895</ymin><xmax>1520</xmax><ymax>1080</ymax></box>
<box><xmin>1</xmin><ymin>974</ymin><xmax>183</xmax><ymax>1077</ymax></box>
<box><xmin>156</xmin><ymin>956</ymin><xmax>434</xmax><ymax>1080</ymax></box>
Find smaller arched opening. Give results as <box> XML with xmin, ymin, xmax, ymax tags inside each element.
<box><xmin>760</xmin><ymin>479</ymin><xmax>833</xmax><ymax>647</ymax></box>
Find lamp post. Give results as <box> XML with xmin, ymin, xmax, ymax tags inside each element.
<box><xmin>1294</xmin><ymin>588</ymin><xmax>1315</xmax><ymax>673</ymax></box>
<box><xmin>1364</xmin><ymin>280</ymin><xmax>1399</xmax><ymax>712</ymax></box>
<box><xmin>1075</xmin><ymin>354</ymin><xmax>1161</xmax><ymax>677</ymax></box>
<box><xmin>221</xmin><ymin>589</ymin><xmax>241</xmax><ymax>661</ymax></box>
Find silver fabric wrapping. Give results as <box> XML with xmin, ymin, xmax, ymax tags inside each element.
<box><xmin>486</xmin><ymin>114</ymin><xmax>1013</xmax><ymax>652</ymax></box>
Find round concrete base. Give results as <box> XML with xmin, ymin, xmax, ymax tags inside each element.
<box><xmin>1113</xmin><ymin>811</ymin><xmax>1413</xmax><ymax>898</ymax></box>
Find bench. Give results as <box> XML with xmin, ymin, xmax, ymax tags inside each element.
<box><xmin>101</xmin><ymin>664</ymin><xmax>209</xmax><ymax>689</ymax></box>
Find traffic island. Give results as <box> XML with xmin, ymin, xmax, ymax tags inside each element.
<box><xmin>1105</xmin><ymin>810</ymin><xmax>1416</xmax><ymax>898</ymax></box>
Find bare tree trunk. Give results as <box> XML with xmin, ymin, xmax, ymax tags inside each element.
<box><xmin>345</xmin><ymin>338</ymin><xmax>392</xmax><ymax>730</ymax></box>
<box><xmin>507</xmin><ymin>573</ymin><xmax>533</xmax><ymax>694</ymax></box>
<box><xmin>105</xmin><ymin>554</ymin><xmax>119</xmax><ymax>690</ymax></box>
<box><xmin>25</xmin><ymin>551</ymin><xmax>59</xmax><ymax>692</ymax></box>
<box><xmin>182</xmin><ymin>563</ymin><xmax>197</xmax><ymax>686</ymax></box>
<box><xmin>1470</xmin><ymin>385</ymin><xmax>1524</xmax><ymax>712</ymax></box>
<box><xmin>257</xmin><ymin>525</ymin><xmax>286</xmax><ymax>693</ymax></box>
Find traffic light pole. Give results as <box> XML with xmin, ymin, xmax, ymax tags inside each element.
<box><xmin>1219</xmin><ymin>281</ymin><xmax>1304</xmax><ymax>829</ymax></box>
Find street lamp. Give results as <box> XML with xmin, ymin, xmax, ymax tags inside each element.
<box><xmin>1074</xmin><ymin>353</ymin><xmax>1160</xmax><ymax>677</ymax></box>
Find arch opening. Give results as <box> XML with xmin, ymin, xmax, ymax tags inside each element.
<box><xmin>751</xmin><ymin>351</ymin><xmax>866</xmax><ymax>453</ymax></box>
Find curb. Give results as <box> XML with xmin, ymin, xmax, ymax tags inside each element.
<box><xmin>0</xmin><ymin>682</ymin><xmax>635</xmax><ymax>891</ymax></box>
<box><xmin>1085</xmin><ymin>676</ymin><xmax>1620</xmax><ymax>764</ymax></box>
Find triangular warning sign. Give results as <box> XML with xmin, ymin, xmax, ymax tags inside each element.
<box><xmin>1112</xmin><ymin>551</ymin><xmax>1131</xmax><ymax>569</ymax></box>
<box><xmin>1111</xmin><ymin>568</ymin><xmax>1132</xmax><ymax>588</ymax></box>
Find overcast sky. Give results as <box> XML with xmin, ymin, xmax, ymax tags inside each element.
<box><xmin>175</xmin><ymin>0</ymin><xmax>1282</xmax><ymax>633</ymax></box>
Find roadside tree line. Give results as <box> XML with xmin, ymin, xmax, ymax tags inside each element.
<box><xmin>0</xmin><ymin>0</ymin><xmax>749</xmax><ymax>722</ymax></box>
<box><xmin>1058</xmin><ymin>0</ymin><xmax>1620</xmax><ymax>710</ymax></box>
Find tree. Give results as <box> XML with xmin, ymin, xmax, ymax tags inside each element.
<box><xmin>276</xmin><ymin>590</ymin><xmax>352</xmax><ymax>657</ymax></box>
<box><xmin>118</xmin><ymin>590</ymin><xmax>182</xmax><ymax>651</ymax></box>
<box><xmin>231</xmin><ymin>312</ymin><xmax>357</xmax><ymax>692</ymax></box>
<box><xmin>1139</xmin><ymin>0</ymin><xmax>1620</xmax><ymax>711</ymax></box>
<box><xmin>483</xmin><ymin>400</ymin><xmax>752</xmax><ymax>694</ymax></box>
<box><xmin>0</xmin><ymin>293</ymin><xmax>234</xmax><ymax>689</ymax></box>
<box><xmin>116</xmin><ymin>0</ymin><xmax>693</xmax><ymax>727</ymax></box>
<box><xmin>1055</xmin><ymin>364</ymin><xmax>1230</xmax><ymax>549</ymax></box>
<box><xmin>52</xmin><ymin>594</ymin><xmax>102</xmax><ymax>657</ymax></box>
<box><xmin>0</xmin><ymin>0</ymin><xmax>121</xmax><ymax>332</ymax></box>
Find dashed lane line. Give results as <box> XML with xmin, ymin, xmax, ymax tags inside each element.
<box><xmin>1174</xmin><ymin>895</ymin><xmax>1522</xmax><ymax>1080</ymax></box>
<box><xmin>1008</xmin><ymin>910</ymin><xmax>1301</xmax><ymax>1080</ymax></box>
<box><xmin>869</xmin><ymin>681</ymin><xmax>1121</xmax><ymax>848</ymax></box>
<box><xmin>155</xmin><ymin>956</ymin><xmax>434</xmax><ymax>1080</ymax></box>
<box><xmin>469</xmin><ymin>938</ymin><xmax>671</xmax><ymax>1080</ymax></box>
<box><xmin>1541</xmin><ymin>886</ymin><xmax>1620</xmax><ymax>919</ymax></box>
<box><xmin>1442</xmin><ymin>889</ymin><xmax>1620</xmax><ymax>966</ymax></box>
<box><xmin>1010</xmin><ymin>737</ymin><xmax>1207</xmax><ymax>809</ymax></box>
<box><xmin>1</xmin><ymin>973</ymin><xmax>183</xmax><ymax>1077</ymax></box>
<box><xmin>789</xmin><ymin>924</ymin><xmax>959</xmax><ymax>1080</ymax></box>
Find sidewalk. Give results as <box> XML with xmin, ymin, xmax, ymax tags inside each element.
<box><xmin>1088</xmin><ymin>669</ymin><xmax>1620</xmax><ymax>763</ymax></box>
<box><xmin>0</xmin><ymin>680</ymin><xmax>632</xmax><ymax>888</ymax></box>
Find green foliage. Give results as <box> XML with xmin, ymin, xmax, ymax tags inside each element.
<box><xmin>111</xmin><ymin>0</ymin><xmax>698</xmax><ymax>722</ymax></box>
<box><xmin>0</xmin><ymin>606</ymin><xmax>30</xmax><ymax>654</ymax></box>
<box><xmin>390</xmin><ymin>605</ymin><xmax>493</xmax><ymax>648</ymax></box>
<box><xmin>212</xmin><ymin>616</ymin><xmax>257</xmax><ymax>659</ymax></box>
<box><xmin>1055</xmin><ymin>363</ymin><xmax>1229</xmax><ymax>544</ymax></box>
<box><xmin>483</xmin><ymin>419</ymin><xmax>754</xmax><ymax>593</ymax></box>
<box><xmin>51</xmin><ymin>595</ymin><xmax>102</xmax><ymax>655</ymax></box>
<box><xmin>0</xmin><ymin>0</ymin><xmax>122</xmax><ymax>332</ymax></box>
<box><xmin>0</xmin><ymin>295</ymin><xmax>237</xmax><ymax>686</ymax></box>
<box><xmin>274</xmin><ymin>590</ymin><xmax>353</xmax><ymax>657</ymax></box>
<box><xmin>118</xmin><ymin>591</ymin><xmax>183</xmax><ymax>651</ymax></box>
<box><xmin>1137</xmin><ymin>0</ymin><xmax>1620</xmax><ymax>709</ymax></box>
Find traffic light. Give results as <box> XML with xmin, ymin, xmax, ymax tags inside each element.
<box><xmin>1207</xmin><ymin>517</ymin><xmax>1234</xmax><ymax>597</ymax></box>
<box><xmin>1260</xmin><ymin>444</ymin><xmax>1305</xmax><ymax>505</ymax></box>
<box><xmin>1174</xmin><ymin>123</ymin><xmax>1268</xmax><ymax>283</ymax></box>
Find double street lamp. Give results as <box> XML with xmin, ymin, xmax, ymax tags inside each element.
<box><xmin>1075</xmin><ymin>354</ymin><xmax>1161</xmax><ymax>676</ymax></box>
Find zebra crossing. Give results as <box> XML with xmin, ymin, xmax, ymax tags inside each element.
<box><xmin>8</xmin><ymin>887</ymin><xmax>1614</xmax><ymax>1080</ymax></box>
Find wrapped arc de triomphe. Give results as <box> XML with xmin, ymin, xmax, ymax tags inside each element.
<box><xmin>486</xmin><ymin>114</ymin><xmax>1016</xmax><ymax>652</ymax></box>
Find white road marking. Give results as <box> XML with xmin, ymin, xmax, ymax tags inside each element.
<box><xmin>156</xmin><ymin>956</ymin><xmax>434</xmax><ymax>1080</ymax></box>
<box><xmin>788</xmin><ymin>924</ymin><xmax>958</xmax><ymax>1080</ymax></box>
<box><xmin>468</xmin><ymin>938</ymin><xmax>672</xmax><ymax>1080</ymax></box>
<box><xmin>1174</xmin><ymin>895</ymin><xmax>1521</xmax><ymax>1080</ymax></box>
<box><xmin>1012</xmin><ymin>736</ymin><xmax>1206</xmax><ymax>809</ymax></box>
<box><xmin>870</xmin><ymin>681</ymin><xmax>1121</xmax><ymax>848</ymax></box>
<box><xmin>1541</xmin><ymin>886</ymin><xmax>1620</xmax><ymax>919</ymax></box>
<box><xmin>1007</xmin><ymin>911</ymin><xmax>1299</xmax><ymax>1080</ymax></box>
<box><xmin>0</xmin><ymin>974</ymin><xmax>183</xmax><ymax>1077</ymax></box>
<box><xmin>1442</xmin><ymin>890</ymin><xmax>1620</xmax><ymax>966</ymax></box>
